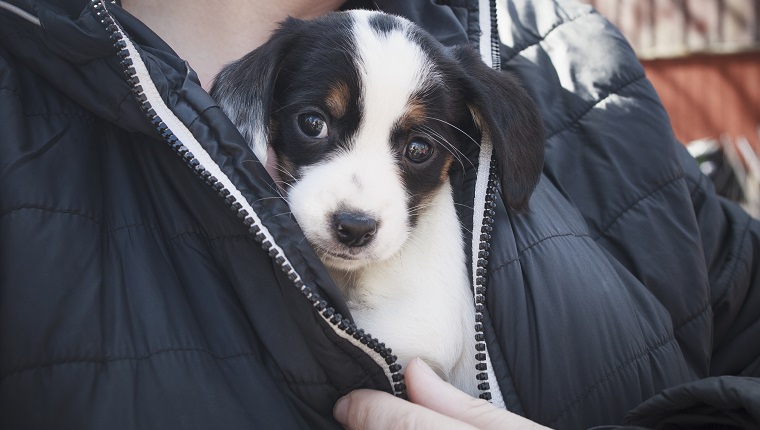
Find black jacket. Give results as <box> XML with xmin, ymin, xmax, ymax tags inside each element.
<box><xmin>1</xmin><ymin>0</ymin><xmax>759</xmax><ymax>428</ymax></box>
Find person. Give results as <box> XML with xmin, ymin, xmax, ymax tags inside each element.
<box><xmin>1</xmin><ymin>0</ymin><xmax>758</xmax><ymax>429</ymax></box>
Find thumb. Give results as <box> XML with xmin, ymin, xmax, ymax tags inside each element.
<box><xmin>333</xmin><ymin>388</ymin><xmax>478</xmax><ymax>430</ymax></box>
<box><xmin>405</xmin><ymin>358</ymin><xmax>550</xmax><ymax>430</ymax></box>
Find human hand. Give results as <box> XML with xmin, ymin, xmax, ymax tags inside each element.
<box><xmin>333</xmin><ymin>357</ymin><xmax>551</xmax><ymax>429</ymax></box>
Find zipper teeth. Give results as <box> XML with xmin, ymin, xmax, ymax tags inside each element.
<box><xmin>89</xmin><ymin>0</ymin><xmax>406</xmax><ymax>399</ymax></box>
<box><xmin>489</xmin><ymin>0</ymin><xmax>501</xmax><ymax>71</ymax></box>
<box><xmin>471</xmin><ymin>0</ymin><xmax>503</xmax><ymax>403</ymax></box>
<box><xmin>473</xmin><ymin>159</ymin><xmax>497</xmax><ymax>401</ymax></box>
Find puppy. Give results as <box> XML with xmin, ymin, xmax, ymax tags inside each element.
<box><xmin>210</xmin><ymin>10</ymin><xmax>543</xmax><ymax>397</ymax></box>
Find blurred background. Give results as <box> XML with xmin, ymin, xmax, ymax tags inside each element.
<box><xmin>580</xmin><ymin>0</ymin><xmax>760</xmax><ymax>217</ymax></box>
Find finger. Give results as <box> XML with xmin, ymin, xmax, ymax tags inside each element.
<box><xmin>333</xmin><ymin>388</ymin><xmax>478</xmax><ymax>430</ymax></box>
<box><xmin>405</xmin><ymin>358</ymin><xmax>550</xmax><ymax>430</ymax></box>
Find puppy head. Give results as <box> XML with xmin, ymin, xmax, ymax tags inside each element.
<box><xmin>211</xmin><ymin>11</ymin><xmax>544</xmax><ymax>270</ymax></box>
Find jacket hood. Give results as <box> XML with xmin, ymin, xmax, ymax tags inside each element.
<box><xmin>2</xmin><ymin>0</ymin><xmax>158</xmax><ymax>135</ymax></box>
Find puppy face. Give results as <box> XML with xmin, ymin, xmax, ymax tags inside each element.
<box><xmin>269</xmin><ymin>13</ymin><xmax>472</xmax><ymax>270</ymax></box>
<box><xmin>211</xmin><ymin>11</ymin><xmax>544</xmax><ymax>271</ymax></box>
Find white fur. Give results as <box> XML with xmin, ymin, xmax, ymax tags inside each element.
<box><xmin>328</xmin><ymin>183</ymin><xmax>478</xmax><ymax>395</ymax></box>
<box><xmin>286</xmin><ymin>148</ymin><xmax>410</xmax><ymax>271</ymax></box>
<box><xmin>285</xmin><ymin>12</ymin><xmax>479</xmax><ymax>396</ymax></box>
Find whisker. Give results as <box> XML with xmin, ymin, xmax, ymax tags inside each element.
<box><xmin>418</xmin><ymin>128</ymin><xmax>471</xmax><ymax>174</ymax></box>
<box><xmin>269</xmin><ymin>211</ymin><xmax>296</xmax><ymax>219</ymax></box>
<box><xmin>408</xmin><ymin>202</ymin><xmax>439</xmax><ymax>212</ymax></box>
<box><xmin>253</xmin><ymin>196</ymin><xmax>288</xmax><ymax>204</ymax></box>
<box><xmin>299</xmin><ymin>235</ymin><xmax>307</xmax><ymax>245</ymax></box>
<box><xmin>423</xmin><ymin>116</ymin><xmax>481</xmax><ymax>148</ymax></box>
<box><xmin>272</xmin><ymin>99</ymin><xmax>304</xmax><ymax>113</ymax></box>
<box><xmin>452</xmin><ymin>202</ymin><xmax>475</xmax><ymax>211</ymax></box>
<box><xmin>272</xmin><ymin>164</ymin><xmax>298</xmax><ymax>183</ymax></box>
<box><xmin>420</xmin><ymin>131</ymin><xmax>470</xmax><ymax>174</ymax></box>
<box><xmin>419</xmin><ymin>125</ymin><xmax>474</xmax><ymax>166</ymax></box>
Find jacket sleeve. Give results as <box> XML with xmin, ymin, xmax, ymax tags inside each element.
<box><xmin>496</xmin><ymin>0</ymin><xmax>760</xmax><ymax>426</ymax></box>
<box><xmin>683</xmin><ymin>145</ymin><xmax>760</xmax><ymax>379</ymax></box>
<box><xmin>623</xmin><ymin>143</ymin><xmax>760</xmax><ymax>428</ymax></box>
<box><xmin>624</xmin><ymin>376</ymin><xmax>760</xmax><ymax>428</ymax></box>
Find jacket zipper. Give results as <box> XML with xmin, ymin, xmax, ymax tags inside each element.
<box><xmin>88</xmin><ymin>0</ymin><xmax>406</xmax><ymax>398</ymax></box>
<box><xmin>473</xmin><ymin>159</ymin><xmax>497</xmax><ymax>402</ymax></box>
<box><xmin>469</xmin><ymin>0</ymin><xmax>503</xmax><ymax>403</ymax></box>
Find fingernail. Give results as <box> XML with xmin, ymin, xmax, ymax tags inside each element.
<box><xmin>333</xmin><ymin>394</ymin><xmax>351</xmax><ymax>424</ymax></box>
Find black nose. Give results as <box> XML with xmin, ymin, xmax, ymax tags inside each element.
<box><xmin>333</xmin><ymin>212</ymin><xmax>378</xmax><ymax>247</ymax></box>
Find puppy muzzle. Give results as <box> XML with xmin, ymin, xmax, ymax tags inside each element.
<box><xmin>333</xmin><ymin>211</ymin><xmax>378</xmax><ymax>249</ymax></box>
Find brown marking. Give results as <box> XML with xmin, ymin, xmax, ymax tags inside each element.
<box><xmin>397</xmin><ymin>98</ymin><xmax>427</xmax><ymax>133</ymax></box>
<box><xmin>399</xmin><ymin>98</ymin><xmax>457</xmax><ymax>182</ymax></box>
<box><xmin>439</xmin><ymin>155</ymin><xmax>455</xmax><ymax>182</ymax></box>
<box><xmin>325</xmin><ymin>81</ymin><xmax>350</xmax><ymax>118</ymax></box>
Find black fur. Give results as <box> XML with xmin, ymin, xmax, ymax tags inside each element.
<box><xmin>447</xmin><ymin>45</ymin><xmax>545</xmax><ymax>213</ymax></box>
<box><xmin>210</xmin><ymin>14</ymin><xmax>363</xmax><ymax>180</ymax></box>
<box><xmin>210</xmin><ymin>11</ymin><xmax>544</xmax><ymax>213</ymax></box>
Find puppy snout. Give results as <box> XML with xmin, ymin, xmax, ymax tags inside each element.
<box><xmin>333</xmin><ymin>212</ymin><xmax>378</xmax><ymax>248</ymax></box>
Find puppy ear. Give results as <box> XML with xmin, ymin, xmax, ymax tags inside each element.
<box><xmin>450</xmin><ymin>45</ymin><xmax>545</xmax><ymax>213</ymax></box>
<box><xmin>209</xmin><ymin>18</ymin><xmax>304</xmax><ymax>164</ymax></box>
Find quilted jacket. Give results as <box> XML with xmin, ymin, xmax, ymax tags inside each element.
<box><xmin>1</xmin><ymin>0</ymin><xmax>759</xmax><ymax>428</ymax></box>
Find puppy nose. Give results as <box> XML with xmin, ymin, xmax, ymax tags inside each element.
<box><xmin>333</xmin><ymin>212</ymin><xmax>377</xmax><ymax>247</ymax></box>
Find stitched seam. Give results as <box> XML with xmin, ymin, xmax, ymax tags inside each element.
<box><xmin>710</xmin><ymin>216</ymin><xmax>752</xmax><ymax>307</ymax></box>
<box><xmin>674</xmin><ymin>298</ymin><xmax>712</xmax><ymax>331</ymax></box>
<box><xmin>0</xmin><ymin>205</ymin><xmax>100</xmax><ymax>224</ymax></box>
<box><xmin>0</xmin><ymin>347</ymin><xmax>258</xmax><ymax>381</ymax></box>
<box><xmin>501</xmin><ymin>10</ymin><xmax>596</xmax><ymax>63</ymax></box>
<box><xmin>684</xmin><ymin>170</ymin><xmax>707</xmax><ymax>200</ymax></box>
<box><xmin>0</xmin><ymin>207</ymin><xmax>249</xmax><ymax>242</ymax></box>
<box><xmin>273</xmin><ymin>378</ymin><xmax>339</xmax><ymax>389</ymax></box>
<box><xmin>681</xmin><ymin>164</ymin><xmax>752</xmax><ymax>309</ymax></box>
<box><xmin>547</xmin><ymin>332</ymin><xmax>677</xmax><ymax>426</ymax></box>
<box><xmin>22</xmin><ymin>111</ymin><xmax>94</xmax><ymax>120</ymax></box>
<box><xmin>274</xmin><ymin>372</ymin><xmax>379</xmax><ymax>392</ymax></box>
<box><xmin>0</xmin><ymin>30</ymin><xmax>31</xmax><ymax>41</ymax></box>
<box><xmin>593</xmin><ymin>172</ymin><xmax>684</xmax><ymax>240</ymax></box>
<box><xmin>106</xmin><ymin>222</ymin><xmax>249</xmax><ymax>242</ymax></box>
<box><xmin>0</xmin><ymin>86</ymin><xmax>20</xmax><ymax>96</ymax></box>
<box><xmin>114</xmin><ymin>82</ymin><xmax>136</xmax><ymax>117</ymax></box>
<box><xmin>546</xmin><ymin>74</ymin><xmax>646</xmax><ymax>141</ymax></box>
<box><xmin>490</xmin><ymin>232</ymin><xmax>592</xmax><ymax>273</ymax></box>
<box><xmin>5</xmin><ymin>348</ymin><xmax>361</xmax><ymax>390</ymax></box>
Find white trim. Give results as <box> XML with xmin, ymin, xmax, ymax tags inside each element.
<box><xmin>478</xmin><ymin>0</ymin><xmax>493</xmax><ymax>68</ymax></box>
<box><xmin>0</xmin><ymin>1</ymin><xmax>41</xmax><ymax>26</ymax></box>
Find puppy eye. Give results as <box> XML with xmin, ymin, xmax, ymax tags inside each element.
<box><xmin>297</xmin><ymin>112</ymin><xmax>328</xmax><ymax>138</ymax></box>
<box><xmin>405</xmin><ymin>139</ymin><xmax>433</xmax><ymax>163</ymax></box>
